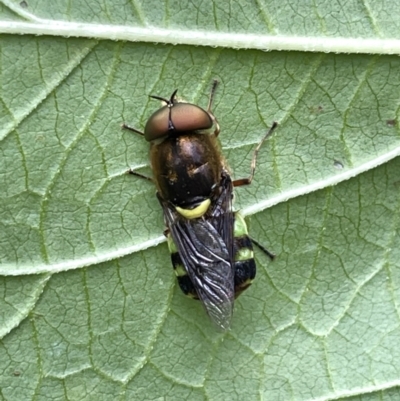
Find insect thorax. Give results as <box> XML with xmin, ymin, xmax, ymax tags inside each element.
<box><xmin>150</xmin><ymin>133</ymin><xmax>223</xmax><ymax>208</ymax></box>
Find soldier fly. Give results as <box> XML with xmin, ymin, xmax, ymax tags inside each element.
<box><xmin>122</xmin><ymin>80</ymin><xmax>277</xmax><ymax>330</ymax></box>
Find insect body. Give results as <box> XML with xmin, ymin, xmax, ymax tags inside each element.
<box><xmin>123</xmin><ymin>81</ymin><xmax>277</xmax><ymax>330</ymax></box>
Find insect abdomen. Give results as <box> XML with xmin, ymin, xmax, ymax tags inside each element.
<box><xmin>232</xmin><ymin>213</ymin><xmax>256</xmax><ymax>297</ymax></box>
<box><xmin>168</xmin><ymin>235</ymin><xmax>199</xmax><ymax>299</ymax></box>
<box><xmin>233</xmin><ymin>236</ymin><xmax>256</xmax><ymax>297</ymax></box>
<box><xmin>167</xmin><ymin>212</ymin><xmax>256</xmax><ymax>299</ymax></box>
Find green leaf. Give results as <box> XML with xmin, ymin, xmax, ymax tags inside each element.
<box><xmin>1</xmin><ymin>2</ymin><xmax>400</xmax><ymax>401</ymax></box>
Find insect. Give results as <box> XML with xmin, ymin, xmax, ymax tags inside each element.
<box><xmin>123</xmin><ymin>80</ymin><xmax>277</xmax><ymax>330</ymax></box>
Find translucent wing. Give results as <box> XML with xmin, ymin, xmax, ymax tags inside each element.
<box><xmin>208</xmin><ymin>171</ymin><xmax>235</xmax><ymax>261</ymax></box>
<box><xmin>158</xmin><ymin>175</ymin><xmax>235</xmax><ymax>330</ymax></box>
<box><xmin>173</xmin><ymin>218</ymin><xmax>234</xmax><ymax>330</ymax></box>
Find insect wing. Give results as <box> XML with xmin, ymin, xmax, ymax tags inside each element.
<box><xmin>160</xmin><ymin>200</ymin><xmax>235</xmax><ymax>330</ymax></box>
<box><xmin>177</xmin><ymin>219</ymin><xmax>235</xmax><ymax>330</ymax></box>
<box><xmin>208</xmin><ymin>171</ymin><xmax>235</xmax><ymax>260</ymax></box>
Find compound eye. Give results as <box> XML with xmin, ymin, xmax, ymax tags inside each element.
<box><xmin>144</xmin><ymin>104</ymin><xmax>169</xmax><ymax>141</ymax></box>
<box><xmin>144</xmin><ymin>103</ymin><xmax>213</xmax><ymax>141</ymax></box>
<box><xmin>169</xmin><ymin>103</ymin><xmax>213</xmax><ymax>133</ymax></box>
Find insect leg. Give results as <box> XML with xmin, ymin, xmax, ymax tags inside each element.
<box><xmin>126</xmin><ymin>169</ymin><xmax>153</xmax><ymax>182</ymax></box>
<box><xmin>207</xmin><ymin>79</ymin><xmax>218</xmax><ymax>111</ymax></box>
<box><xmin>121</xmin><ymin>123</ymin><xmax>145</xmax><ymax>136</ymax></box>
<box><xmin>233</xmin><ymin>121</ymin><xmax>278</xmax><ymax>187</ymax></box>
<box><xmin>251</xmin><ymin>238</ymin><xmax>275</xmax><ymax>261</ymax></box>
<box><xmin>122</xmin><ymin>124</ymin><xmax>153</xmax><ymax>180</ymax></box>
<box><xmin>207</xmin><ymin>79</ymin><xmax>221</xmax><ymax>137</ymax></box>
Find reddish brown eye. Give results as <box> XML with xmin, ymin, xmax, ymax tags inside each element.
<box><xmin>169</xmin><ymin>103</ymin><xmax>213</xmax><ymax>132</ymax></box>
<box><xmin>144</xmin><ymin>103</ymin><xmax>213</xmax><ymax>141</ymax></box>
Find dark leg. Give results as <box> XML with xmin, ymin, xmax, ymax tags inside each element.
<box><xmin>233</xmin><ymin>121</ymin><xmax>278</xmax><ymax>187</ymax></box>
<box><xmin>207</xmin><ymin>79</ymin><xmax>221</xmax><ymax>137</ymax></box>
<box><xmin>127</xmin><ymin>169</ymin><xmax>153</xmax><ymax>182</ymax></box>
<box><xmin>207</xmin><ymin>79</ymin><xmax>218</xmax><ymax>111</ymax></box>
<box><xmin>121</xmin><ymin>123</ymin><xmax>145</xmax><ymax>136</ymax></box>
<box><xmin>251</xmin><ymin>238</ymin><xmax>275</xmax><ymax>261</ymax></box>
<box><xmin>122</xmin><ymin>124</ymin><xmax>152</xmax><ymax>180</ymax></box>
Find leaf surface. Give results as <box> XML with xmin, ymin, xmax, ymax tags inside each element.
<box><xmin>1</xmin><ymin>2</ymin><xmax>400</xmax><ymax>401</ymax></box>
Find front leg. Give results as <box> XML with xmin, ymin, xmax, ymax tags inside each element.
<box><xmin>126</xmin><ymin>169</ymin><xmax>153</xmax><ymax>182</ymax></box>
<box><xmin>121</xmin><ymin>123</ymin><xmax>145</xmax><ymax>136</ymax></box>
